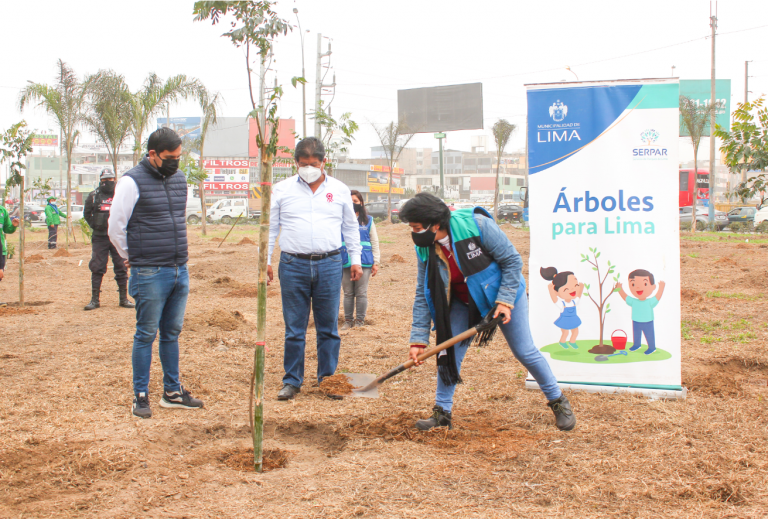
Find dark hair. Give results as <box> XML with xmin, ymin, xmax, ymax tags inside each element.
<box><xmin>628</xmin><ymin>269</ymin><xmax>655</xmax><ymax>285</ymax></box>
<box><xmin>350</xmin><ymin>189</ymin><xmax>368</xmax><ymax>226</ymax></box>
<box><xmin>540</xmin><ymin>266</ymin><xmax>574</xmax><ymax>292</ymax></box>
<box><xmin>147</xmin><ymin>127</ymin><xmax>182</xmax><ymax>155</ymax></box>
<box><xmin>294</xmin><ymin>136</ymin><xmax>325</xmax><ymax>162</ymax></box>
<box><xmin>398</xmin><ymin>192</ymin><xmax>451</xmax><ymax>231</ymax></box>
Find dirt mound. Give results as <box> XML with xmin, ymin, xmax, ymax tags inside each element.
<box><xmin>0</xmin><ymin>307</ymin><xmax>36</xmax><ymax>316</ymax></box>
<box><xmin>211</xmin><ymin>276</ymin><xmax>241</xmax><ymax>288</ymax></box>
<box><xmin>205</xmin><ymin>310</ymin><xmax>247</xmax><ymax>331</ymax></box>
<box><xmin>342</xmin><ymin>410</ymin><xmax>538</xmax><ymax>460</ymax></box>
<box><xmin>238</xmin><ymin>237</ymin><xmax>256</xmax><ymax>245</ymax></box>
<box><xmin>319</xmin><ymin>374</ymin><xmax>357</xmax><ymax>396</ymax></box>
<box><xmin>219</xmin><ymin>447</ymin><xmax>289</xmax><ymax>472</ymax></box>
<box><xmin>223</xmin><ymin>286</ymin><xmax>259</xmax><ymax>298</ymax></box>
<box><xmin>587</xmin><ymin>344</ymin><xmax>615</xmax><ymax>354</ymax></box>
<box><xmin>210</xmin><ymin>237</ymin><xmax>224</xmax><ymax>242</ymax></box>
<box><xmin>389</xmin><ymin>254</ymin><xmax>406</xmax><ymax>263</ymax></box>
<box><xmin>681</xmin><ymin>288</ymin><xmax>702</xmax><ymax>301</ymax></box>
<box><xmin>716</xmin><ymin>256</ymin><xmax>737</xmax><ymax>266</ymax></box>
<box><xmin>24</xmin><ymin>254</ymin><xmax>45</xmax><ymax>262</ymax></box>
<box><xmin>736</xmin><ymin>243</ymin><xmax>752</xmax><ymax>249</ymax></box>
<box><xmin>53</xmin><ymin>249</ymin><xmax>71</xmax><ymax>257</ymax></box>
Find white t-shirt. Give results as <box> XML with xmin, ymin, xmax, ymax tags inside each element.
<box><xmin>555</xmin><ymin>297</ymin><xmax>580</xmax><ymax>313</ymax></box>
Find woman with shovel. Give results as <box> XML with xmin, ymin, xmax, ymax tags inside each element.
<box><xmin>399</xmin><ymin>193</ymin><xmax>575</xmax><ymax>432</ymax></box>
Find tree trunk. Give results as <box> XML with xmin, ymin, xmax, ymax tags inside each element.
<box><xmin>65</xmin><ymin>143</ymin><xmax>72</xmax><ymax>251</ymax></box>
<box><xmin>18</xmin><ymin>175</ymin><xmax>24</xmax><ymax>307</ymax></box>
<box><xmin>692</xmin><ymin>153</ymin><xmax>698</xmax><ymax>233</ymax></box>
<box><xmin>199</xmin><ymin>142</ymin><xmax>207</xmax><ymax>236</ymax></box>
<box><xmin>253</xmin><ymin>152</ymin><xmax>272</xmax><ymax>473</ymax></box>
<box><xmin>387</xmin><ymin>159</ymin><xmax>393</xmax><ymax>224</ymax></box>
<box><xmin>493</xmin><ymin>154</ymin><xmax>501</xmax><ymax>221</ymax></box>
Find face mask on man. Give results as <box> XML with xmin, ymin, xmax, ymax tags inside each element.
<box><xmin>411</xmin><ymin>225</ymin><xmax>437</xmax><ymax>247</ymax></box>
<box><xmin>101</xmin><ymin>181</ymin><xmax>115</xmax><ymax>196</ymax></box>
<box><xmin>297</xmin><ymin>165</ymin><xmax>322</xmax><ymax>184</ymax></box>
<box><xmin>156</xmin><ymin>157</ymin><xmax>179</xmax><ymax>177</ymax></box>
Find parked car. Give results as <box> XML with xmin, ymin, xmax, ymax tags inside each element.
<box><xmin>750</xmin><ymin>206</ymin><xmax>768</xmax><ymax>226</ymax></box>
<box><xmin>185</xmin><ymin>196</ymin><xmax>203</xmax><ymax>224</ymax></box>
<box><xmin>67</xmin><ymin>204</ymin><xmax>84</xmax><ymax>222</ymax></box>
<box><xmin>366</xmin><ymin>201</ymin><xmax>400</xmax><ymax>221</ymax></box>
<box><xmin>207</xmin><ymin>198</ymin><xmax>249</xmax><ymax>224</ymax></box>
<box><xmin>23</xmin><ymin>204</ymin><xmax>46</xmax><ymax>224</ymax></box>
<box><xmin>497</xmin><ymin>204</ymin><xmax>523</xmax><ymax>222</ymax></box>
<box><xmin>679</xmin><ymin>206</ymin><xmax>728</xmax><ymax>230</ymax></box>
<box><xmin>727</xmin><ymin>206</ymin><xmax>757</xmax><ymax>225</ymax></box>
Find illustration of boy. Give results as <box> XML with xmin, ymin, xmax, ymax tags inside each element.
<box><xmin>614</xmin><ymin>269</ymin><xmax>665</xmax><ymax>355</ymax></box>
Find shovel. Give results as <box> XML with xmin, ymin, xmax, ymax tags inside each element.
<box><xmin>595</xmin><ymin>350</ymin><xmax>629</xmax><ymax>362</ymax></box>
<box><xmin>351</xmin><ymin>306</ymin><xmax>504</xmax><ymax>397</ymax></box>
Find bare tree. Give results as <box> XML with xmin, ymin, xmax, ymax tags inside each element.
<box><xmin>373</xmin><ymin>121</ymin><xmax>416</xmax><ymax>222</ymax></box>
<box><xmin>196</xmin><ymin>87</ymin><xmax>222</xmax><ymax>236</ymax></box>
<box><xmin>491</xmin><ymin>119</ymin><xmax>516</xmax><ymax>220</ymax></box>
<box><xmin>679</xmin><ymin>95</ymin><xmax>718</xmax><ymax>232</ymax></box>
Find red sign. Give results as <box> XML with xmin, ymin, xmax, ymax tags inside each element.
<box><xmin>204</xmin><ymin>182</ymin><xmax>250</xmax><ymax>190</ymax></box>
<box><xmin>203</xmin><ymin>159</ymin><xmax>258</xmax><ymax>168</ymax></box>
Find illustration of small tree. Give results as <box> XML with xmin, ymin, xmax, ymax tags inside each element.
<box><xmin>640</xmin><ymin>128</ymin><xmax>659</xmax><ymax>146</ymax></box>
<box><xmin>580</xmin><ymin>247</ymin><xmax>620</xmax><ymax>354</ymax></box>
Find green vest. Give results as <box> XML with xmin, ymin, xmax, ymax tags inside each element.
<box><xmin>0</xmin><ymin>206</ymin><xmax>17</xmax><ymax>256</ymax></box>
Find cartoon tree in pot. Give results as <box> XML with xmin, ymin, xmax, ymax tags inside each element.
<box><xmin>581</xmin><ymin>247</ymin><xmax>621</xmax><ymax>354</ymax></box>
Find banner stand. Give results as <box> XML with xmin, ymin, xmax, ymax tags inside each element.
<box><xmin>525</xmin><ymin>380</ymin><xmax>687</xmax><ymax>400</ymax></box>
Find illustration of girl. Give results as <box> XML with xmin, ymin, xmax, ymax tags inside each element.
<box><xmin>540</xmin><ymin>267</ymin><xmax>584</xmax><ymax>349</ymax></box>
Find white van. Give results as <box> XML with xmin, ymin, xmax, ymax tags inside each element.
<box><xmin>186</xmin><ymin>196</ymin><xmax>203</xmax><ymax>224</ymax></box>
<box><xmin>207</xmin><ymin>198</ymin><xmax>249</xmax><ymax>224</ymax></box>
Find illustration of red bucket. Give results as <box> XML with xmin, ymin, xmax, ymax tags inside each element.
<box><xmin>611</xmin><ymin>330</ymin><xmax>627</xmax><ymax>350</ymax></box>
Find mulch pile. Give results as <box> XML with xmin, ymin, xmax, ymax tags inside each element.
<box><xmin>319</xmin><ymin>374</ymin><xmax>357</xmax><ymax>396</ymax></box>
<box><xmin>24</xmin><ymin>254</ymin><xmax>45</xmax><ymax>262</ymax></box>
<box><xmin>219</xmin><ymin>447</ymin><xmax>289</xmax><ymax>472</ymax></box>
<box><xmin>53</xmin><ymin>249</ymin><xmax>71</xmax><ymax>258</ymax></box>
<box><xmin>238</xmin><ymin>237</ymin><xmax>256</xmax><ymax>245</ymax></box>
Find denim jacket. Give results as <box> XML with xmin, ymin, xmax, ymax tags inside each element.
<box><xmin>409</xmin><ymin>214</ymin><xmax>525</xmax><ymax>346</ymax></box>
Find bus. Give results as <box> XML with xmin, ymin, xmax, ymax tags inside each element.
<box><xmin>679</xmin><ymin>169</ymin><xmax>709</xmax><ymax>207</ymax></box>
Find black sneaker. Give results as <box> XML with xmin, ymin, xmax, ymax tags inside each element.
<box><xmin>133</xmin><ymin>392</ymin><xmax>152</xmax><ymax>419</ymax></box>
<box><xmin>547</xmin><ymin>394</ymin><xmax>576</xmax><ymax>431</ymax></box>
<box><xmin>415</xmin><ymin>405</ymin><xmax>452</xmax><ymax>431</ymax></box>
<box><xmin>159</xmin><ymin>386</ymin><xmax>204</xmax><ymax>409</ymax></box>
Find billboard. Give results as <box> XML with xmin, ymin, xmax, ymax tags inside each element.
<box><xmin>157</xmin><ymin>117</ymin><xmax>201</xmax><ymax>140</ymax></box>
<box><xmin>397</xmin><ymin>83</ymin><xmax>483</xmax><ymax>133</ymax></box>
<box><xmin>679</xmin><ymin>80</ymin><xmax>730</xmax><ymax>136</ymax></box>
<box><xmin>367</xmin><ymin>165</ymin><xmax>403</xmax><ymax>194</ymax></box>
<box><xmin>526</xmin><ymin>78</ymin><xmax>683</xmax><ymax>398</ymax></box>
<box><xmin>32</xmin><ymin>134</ymin><xmax>58</xmax><ymax>147</ymax></box>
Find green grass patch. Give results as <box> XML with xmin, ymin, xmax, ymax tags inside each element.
<box><xmin>681</xmin><ymin>322</ymin><xmax>693</xmax><ymax>340</ymax></box>
<box><xmin>700</xmin><ymin>336</ymin><xmax>722</xmax><ymax>344</ymax></box>
<box><xmin>730</xmin><ymin>332</ymin><xmax>757</xmax><ymax>343</ymax></box>
<box><xmin>681</xmin><ymin>233</ymin><xmax>768</xmax><ymax>244</ymax></box>
<box><xmin>540</xmin><ymin>342</ymin><xmax>672</xmax><ymax>364</ymax></box>
<box><xmin>705</xmin><ymin>291</ymin><xmax>760</xmax><ymax>301</ymax></box>
<box><xmin>687</xmin><ymin>252</ymin><xmax>700</xmax><ymax>258</ymax></box>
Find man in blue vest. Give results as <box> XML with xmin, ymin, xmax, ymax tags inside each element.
<box><xmin>109</xmin><ymin>127</ymin><xmax>203</xmax><ymax>419</ymax></box>
<box><xmin>399</xmin><ymin>192</ymin><xmax>575</xmax><ymax>431</ymax></box>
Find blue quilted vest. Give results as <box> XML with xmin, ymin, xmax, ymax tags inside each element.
<box><xmin>124</xmin><ymin>157</ymin><xmax>189</xmax><ymax>267</ymax></box>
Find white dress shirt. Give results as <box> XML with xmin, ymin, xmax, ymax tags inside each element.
<box><xmin>268</xmin><ymin>174</ymin><xmax>361</xmax><ymax>266</ymax></box>
<box><xmin>107</xmin><ymin>176</ymin><xmax>140</xmax><ymax>260</ymax></box>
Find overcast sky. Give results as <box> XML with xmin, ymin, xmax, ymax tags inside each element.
<box><xmin>1</xmin><ymin>0</ymin><xmax>767</xmax><ymax>163</ymax></box>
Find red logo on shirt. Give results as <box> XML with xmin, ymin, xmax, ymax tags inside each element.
<box><xmin>326</xmin><ymin>193</ymin><xmax>333</xmax><ymax>203</ymax></box>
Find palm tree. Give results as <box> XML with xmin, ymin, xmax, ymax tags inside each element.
<box><xmin>19</xmin><ymin>60</ymin><xmax>94</xmax><ymax>250</ymax></box>
<box><xmin>197</xmin><ymin>88</ymin><xmax>223</xmax><ymax>236</ymax></box>
<box><xmin>130</xmin><ymin>74</ymin><xmax>201</xmax><ymax>166</ymax></box>
<box><xmin>491</xmin><ymin>119</ymin><xmax>516</xmax><ymax>220</ymax></box>
<box><xmin>84</xmin><ymin>70</ymin><xmax>134</xmax><ymax>177</ymax></box>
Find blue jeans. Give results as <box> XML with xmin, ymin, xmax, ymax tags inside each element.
<box><xmin>278</xmin><ymin>251</ymin><xmax>343</xmax><ymax>387</ymax></box>
<box><xmin>129</xmin><ymin>265</ymin><xmax>189</xmax><ymax>396</ymax></box>
<box><xmin>435</xmin><ymin>293</ymin><xmax>562</xmax><ymax>412</ymax></box>
<box><xmin>631</xmin><ymin>321</ymin><xmax>656</xmax><ymax>353</ymax></box>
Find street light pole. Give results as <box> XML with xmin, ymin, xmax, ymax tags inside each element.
<box><xmin>293</xmin><ymin>8</ymin><xmax>307</xmax><ymax>139</ymax></box>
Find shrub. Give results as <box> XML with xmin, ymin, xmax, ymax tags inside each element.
<box><xmin>729</xmin><ymin>222</ymin><xmax>743</xmax><ymax>233</ymax></box>
<box><xmin>680</xmin><ymin>221</ymin><xmax>692</xmax><ymax>231</ymax></box>
<box><xmin>7</xmin><ymin>243</ymin><xmax>14</xmax><ymax>259</ymax></box>
<box><xmin>755</xmin><ymin>221</ymin><xmax>768</xmax><ymax>234</ymax></box>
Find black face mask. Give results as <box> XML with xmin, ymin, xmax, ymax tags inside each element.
<box><xmin>101</xmin><ymin>181</ymin><xmax>115</xmax><ymax>196</ymax></box>
<box><xmin>156</xmin><ymin>156</ymin><xmax>179</xmax><ymax>177</ymax></box>
<box><xmin>353</xmin><ymin>203</ymin><xmax>364</xmax><ymax>214</ymax></box>
<box><xmin>411</xmin><ymin>225</ymin><xmax>436</xmax><ymax>247</ymax></box>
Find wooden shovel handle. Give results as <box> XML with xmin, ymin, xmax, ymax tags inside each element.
<box><xmin>404</xmin><ymin>327</ymin><xmax>478</xmax><ymax>369</ymax></box>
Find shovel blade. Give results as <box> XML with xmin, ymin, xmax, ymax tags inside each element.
<box><xmin>340</xmin><ymin>373</ymin><xmax>379</xmax><ymax>398</ymax></box>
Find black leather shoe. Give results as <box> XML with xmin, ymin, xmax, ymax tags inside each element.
<box><xmin>548</xmin><ymin>394</ymin><xmax>576</xmax><ymax>431</ymax></box>
<box><xmin>415</xmin><ymin>405</ymin><xmax>452</xmax><ymax>431</ymax></box>
<box><xmin>277</xmin><ymin>384</ymin><xmax>300</xmax><ymax>401</ymax></box>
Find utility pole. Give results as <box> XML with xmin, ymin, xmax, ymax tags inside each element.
<box><xmin>708</xmin><ymin>4</ymin><xmax>717</xmax><ymax>222</ymax></box>
<box><xmin>745</xmin><ymin>61</ymin><xmax>749</xmax><ymax>103</ymax></box>
<box><xmin>314</xmin><ymin>34</ymin><xmax>333</xmax><ymax>139</ymax></box>
<box><xmin>434</xmin><ymin>132</ymin><xmax>445</xmax><ymax>199</ymax></box>
<box><xmin>293</xmin><ymin>8</ymin><xmax>307</xmax><ymax>138</ymax></box>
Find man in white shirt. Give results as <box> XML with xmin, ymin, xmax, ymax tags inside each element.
<box><xmin>267</xmin><ymin>137</ymin><xmax>362</xmax><ymax>400</ymax></box>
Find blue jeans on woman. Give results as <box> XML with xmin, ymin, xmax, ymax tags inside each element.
<box><xmin>278</xmin><ymin>251</ymin><xmax>343</xmax><ymax>388</ymax></box>
<box><xmin>129</xmin><ymin>265</ymin><xmax>189</xmax><ymax>396</ymax></box>
<box><xmin>436</xmin><ymin>293</ymin><xmax>562</xmax><ymax>412</ymax></box>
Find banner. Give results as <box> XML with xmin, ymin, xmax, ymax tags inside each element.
<box><xmin>157</xmin><ymin>117</ymin><xmax>201</xmax><ymax>140</ymax></box>
<box><xmin>32</xmin><ymin>134</ymin><xmax>58</xmax><ymax>147</ymax></box>
<box><xmin>367</xmin><ymin>165</ymin><xmax>404</xmax><ymax>194</ymax></box>
<box><xmin>526</xmin><ymin>79</ymin><xmax>682</xmax><ymax>396</ymax></box>
<box><xmin>679</xmin><ymin>80</ymin><xmax>730</xmax><ymax>136</ymax></box>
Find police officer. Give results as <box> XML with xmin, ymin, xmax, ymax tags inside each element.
<box><xmin>83</xmin><ymin>169</ymin><xmax>134</xmax><ymax>310</ymax></box>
